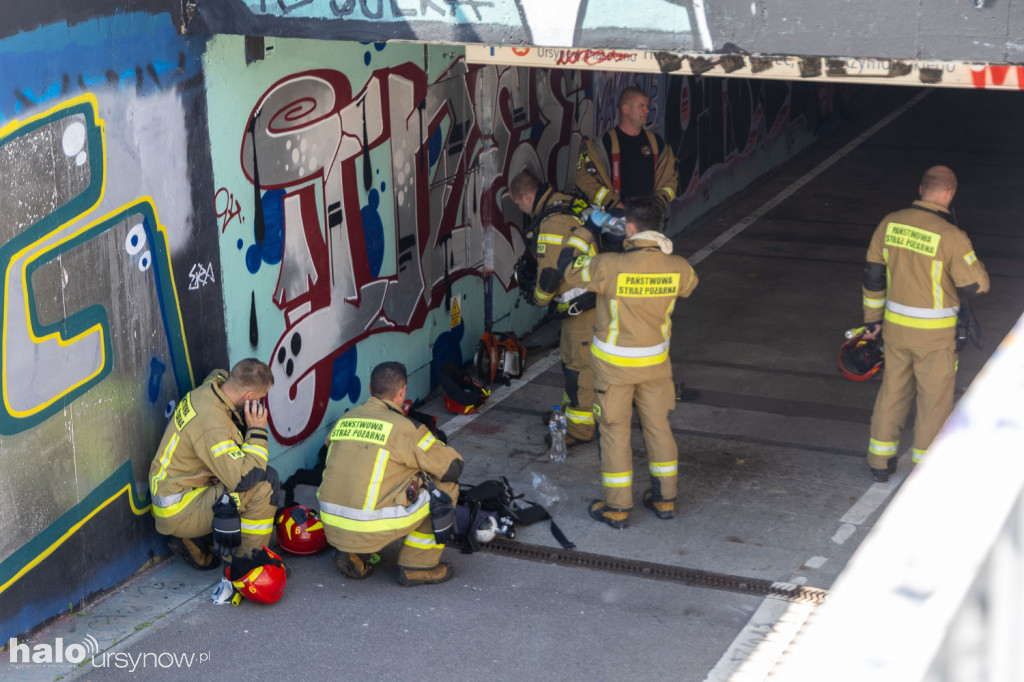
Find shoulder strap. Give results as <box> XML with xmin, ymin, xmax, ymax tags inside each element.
<box><xmin>911</xmin><ymin>204</ymin><xmax>956</xmax><ymax>225</ymax></box>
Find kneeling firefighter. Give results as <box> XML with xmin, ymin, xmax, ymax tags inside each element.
<box><xmin>149</xmin><ymin>359</ymin><xmax>287</xmax><ymax>603</ymax></box>
<box><xmin>509</xmin><ymin>169</ymin><xmax>599</xmax><ymax>448</ymax></box>
<box><xmin>318</xmin><ymin>361</ymin><xmax>464</xmax><ymax>587</ymax></box>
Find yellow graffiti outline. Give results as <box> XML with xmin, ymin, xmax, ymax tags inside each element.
<box><xmin>2</xmin><ymin>93</ymin><xmax>194</xmax><ymax>417</ymax></box>
<box><xmin>0</xmin><ymin>485</ymin><xmax>151</xmax><ymax>597</ymax></box>
<box><xmin>2</xmin><ymin>94</ymin><xmax>107</xmax><ymax>417</ymax></box>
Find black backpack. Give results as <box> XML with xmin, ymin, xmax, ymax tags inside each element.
<box><xmin>456</xmin><ymin>477</ymin><xmax>575</xmax><ymax>554</ymax></box>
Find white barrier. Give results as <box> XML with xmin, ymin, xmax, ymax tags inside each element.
<box><xmin>770</xmin><ymin>312</ymin><xmax>1024</xmax><ymax>681</ymax></box>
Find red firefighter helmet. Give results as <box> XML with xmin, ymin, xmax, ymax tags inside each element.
<box><xmin>837</xmin><ymin>333</ymin><xmax>884</xmax><ymax>381</ymax></box>
<box><xmin>439</xmin><ymin>361</ymin><xmax>491</xmax><ymax>414</ymax></box>
<box><xmin>229</xmin><ymin>547</ymin><xmax>287</xmax><ymax>604</ymax></box>
<box><xmin>275</xmin><ymin>505</ymin><xmax>327</xmax><ymax>555</ymax></box>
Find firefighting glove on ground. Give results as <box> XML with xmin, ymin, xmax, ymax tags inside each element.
<box><xmin>211</xmin><ymin>492</ymin><xmax>242</xmax><ymax>558</ymax></box>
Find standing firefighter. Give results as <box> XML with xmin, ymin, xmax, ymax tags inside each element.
<box><xmin>574</xmin><ymin>86</ymin><xmax>678</xmax><ymax>217</ymax></box>
<box><xmin>510</xmin><ymin>170</ymin><xmax>598</xmax><ymax>447</ymax></box>
<box><xmin>318</xmin><ymin>362</ymin><xmax>464</xmax><ymax>586</ymax></box>
<box><xmin>861</xmin><ymin>165</ymin><xmax>989</xmax><ymax>482</ymax></box>
<box><xmin>150</xmin><ymin>359</ymin><xmax>284</xmax><ymax>590</ymax></box>
<box><xmin>561</xmin><ymin>196</ymin><xmax>698</xmax><ymax>528</ymax></box>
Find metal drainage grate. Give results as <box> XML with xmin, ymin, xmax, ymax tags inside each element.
<box><xmin>473</xmin><ymin>539</ymin><xmax>828</xmax><ymax>605</ymax></box>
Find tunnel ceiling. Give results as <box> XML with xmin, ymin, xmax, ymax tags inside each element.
<box><xmin>192</xmin><ymin>0</ymin><xmax>1024</xmax><ymax>69</ymax></box>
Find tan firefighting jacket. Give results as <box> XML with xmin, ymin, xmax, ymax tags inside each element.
<box><xmin>863</xmin><ymin>200</ymin><xmax>989</xmax><ymax>350</ymax></box>
<box><xmin>149</xmin><ymin>370</ymin><xmax>269</xmax><ymax>518</ymax></box>
<box><xmin>574</xmin><ymin>129</ymin><xmax>679</xmax><ymax>211</ymax></box>
<box><xmin>563</xmin><ymin>232</ymin><xmax>698</xmax><ymax>382</ymax></box>
<box><xmin>317</xmin><ymin>396</ymin><xmax>462</xmax><ymax>552</ymax></box>
<box><xmin>531</xmin><ymin>186</ymin><xmax>598</xmax><ymax>308</ymax></box>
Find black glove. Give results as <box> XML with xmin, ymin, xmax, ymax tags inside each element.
<box><xmin>211</xmin><ymin>493</ymin><xmax>241</xmax><ymax>558</ymax></box>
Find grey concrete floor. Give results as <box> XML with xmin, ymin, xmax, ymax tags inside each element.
<box><xmin>5</xmin><ymin>85</ymin><xmax>1024</xmax><ymax>682</ymax></box>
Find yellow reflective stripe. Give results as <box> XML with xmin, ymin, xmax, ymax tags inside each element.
<box><xmin>417</xmin><ymin>432</ymin><xmax>437</xmax><ymax>451</ymax></box>
<box><xmin>567</xmin><ymin>236</ymin><xmax>590</xmax><ymax>252</ymax></box>
<box><xmin>932</xmin><ymin>261</ymin><xmax>944</xmax><ymax>309</ymax></box>
<box><xmin>863</xmin><ymin>295</ymin><xmax>885</xmax><ymax>309</ymax></box>
<box><xmin>538</xmin><ymin>233</ymin><xmax>564</xmax><ymax>245</ymax></box>
<box><xmin>607</xmin><ymin>299</ymin><xmax>619</xmax><ymax>345</ymax></box>
<box><xmin>151</xmin><ymin>486</ymin><xmax>208</xmax><ymax>518</ymax></box>
<box><xmin>363</xmin><ymin>448</ymin><xmax>390</xmax><ymax>511</ymax></box>
<box><xmin>884</xmin><ymin>309</ymin><xmax>957</xmax><ymax>329</ymax></box>
<box><xmin>660</xmin><ymin>186</ymin><xmax>676</xmax><ymax>200</ymax></box>
<box><xmin>403</xmin><ymin>531</ymin><xmax>443</xmax><ymax>550</ymax></box>
<box><xmin>602</xmin><ymin>471</ymin><xmax>632</xmax><ymax>487</ymax></box>
<box><xmin>882</xmin><ymin>247</ymin><xmax>889</xmax><ymax>264</ymax></box>
<box><xmin>591</xmin><ymin>342</ymin><xmax>669</xmax><ymax>368</ymax></box>
<box><xmin>211</xmin><ymin>440</ymin><xmax>244</xmax><ymax>458</ymax></box>
<box><xmin>240</xmin><ymin>517</ymin><xmax>274</xmax><ymax>534</ymax></box>
<box><xmin>564</xmin><ymin>406</ymin><xmax>594</xmax><ymax>425</ymax></box>
<box><xmin>963</xmin><ymin>251</ymin><xmax>977</xmax><ymax>265</ymax></box>
<box><xmin>869</xmin><ymin>439</ymin><xmax>898</xmax><ymax>456</ymax></box>
<box><xmin>595</xmin><ymin>187</ymin><xmax>609</xmax><ymax>205</ymax></box>
<box><xmin>911</xmin><ymin>448</ymin><xmax>927</xmax><ymax>463</ymax></box>
<box><xmin>320</xmin><ymin>503</ymin><xmax>431</xmax><ymax>533</ymax></box>
<box><xmin>151</xmin><ymin>433</ymin><xmax>179</xmax><ymax>495</ymax></box>
<box><xmin>662</xmin><ymin>298</ymin><xmax>676</xmax><ymax>342</ymax></box>
<box><xmin>242</xmin><ymin>444</ymin><xmax>268</xmax><ymax>461</ymax></box>
<box><xmin>649</xmin><ymin>461</ymin><xmax>678</xmax><ymax>477</ymax></box>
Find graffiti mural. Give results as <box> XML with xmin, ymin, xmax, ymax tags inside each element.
<box><xmin>208</xmin><ymin>40</ymin><xmax>592</xmax><ymax>447</ymax></box>
<box><xmin>0</xmin><ymin>11</ymin><xmax>215</xmax><ymax>643</ymax></box>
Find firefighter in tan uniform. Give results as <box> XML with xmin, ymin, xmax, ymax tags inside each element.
<box><xmin>861</xmin><ymin>165</ymin><xmax>989</xmax><ymax>482</ymax></box>
<box><xmin>150</xmin><ymin>359</ymin><xmax>279</xmax><ymax>575</ymax></box>
<box><xmin>510</xmin><ymin>170</ymin><xmax>598</xmax><ymax>446</ymax></box>
<box><xmin>574</xmin><ymin>86</ymin><xmax>678</xmax><ymax>216</ymax></box>
<box><xmin>318</xmin><ymin>362</ymin><xmax>464</xmax><ymax>587</ymax></box>
<box><xmin>561</xmin><ymin>196</ymin><xmax>698</xmax><ymax>528</ymax></box>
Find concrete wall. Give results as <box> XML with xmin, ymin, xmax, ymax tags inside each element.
<box><xmin>202</xmin><ymin>36</ymin><xmax>594</xmax><ymax>472</ymax></box>
<box><xmin>0</xmin><ymin>7</ymin><xmax>839</xmax><ymax>642</ymax></box>
<box><xmin>196</xmin><ymin>0</ymin><xmax>1024</xmax><ymax>65</ymax></box>
<box><xmin>0</xmin><ymin>9</ymin><xmax>225</xmax><ymax>642</ymax></box>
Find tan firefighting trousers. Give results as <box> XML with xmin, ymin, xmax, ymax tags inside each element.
<box><xmin>868</xmin><ymin>342</ymin><xmax>957</xmax><ymax>470</ymax></box>
<box><xmin>561</xmin><ymin>310</ymin><xmax>596</xmax><ymax>441</ymax></box>
<box><xmin>154</xmin><ymin>480</ymin><xmax>277</xmax><ymax>559</ymax></box>
<box><xmin>323</xmin><ymin>481</ymin><xmax>459</xmax><ymax>569</ymax></box>
<box><xmin>593</xmin><ymin>372</ymin><xmax>678</xmax><ymax>510</ymax></box>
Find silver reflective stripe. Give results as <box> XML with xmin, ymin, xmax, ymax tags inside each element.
<box><xmin>592</xmin><ymin>336</ymin><xmax>669</xmax><ymax>358</ymax></box>
<box><xmin>556</xmin><ymin>287</ymin><xmax>589</xmax><ymax>303</ymax></box>
<box><xmin>886</xmin><ymin>300</ymin><xmax>958</xmax><ymax>319</ymax></box>
<box><xmin>153</xmin><ymin>491</ymin><xmax>187</xmax><ymax>508</ymax></box>
<box><xmin>319</xmin><ymin>489</ymin><xmax>430</xmax><ymax>521</ymax></box>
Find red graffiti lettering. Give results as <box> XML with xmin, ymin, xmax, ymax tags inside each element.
<box><xmin>554</xmin><ymin>49</ymin><xmax>635</xmax><ymax>67</ymax></box>
<box><xmin>214</xmin><ymin>187</ymin><xmax>244</xmax><ymax>232</ymax></box>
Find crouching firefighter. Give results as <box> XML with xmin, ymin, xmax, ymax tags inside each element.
<box><xmin>510</xmin><ymin>169</ymin><xmax>599</xmax><ymax>448</ymax></box>
<box><xmin>318</xmin><ymin>361</ymin><xmax>464</xmax><ymax>587</ymax></box>
<box><xmin>149</xmin><ymin>359</ymin><xmax>285</xmax><ymax>599</ymax></box>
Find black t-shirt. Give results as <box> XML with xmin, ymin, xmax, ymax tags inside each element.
<box><xmin>602</xmin><ymin>127</ymin><xmax>660</xmax><ymax>201</ymax></box>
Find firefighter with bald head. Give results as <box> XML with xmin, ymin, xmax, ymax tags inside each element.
<box><xmin>318</xmin><ymin>362</ymin><xmax>463</xmax><ymax>586</ymax></box>
<box><xmin>150</xmin><ymin>358</ymin><xmax>282</xmax><ymax>583</ymax></box>
<box><xmin>574</xmin><ymin>86</ymin><xmax>679</xmax><ymax>217</ymax></box>
<box><xmin>861</xmin><ymin>165</ymin><xmax>989</xmax><ymax>481</ymax></box>
<box><xmin>560</xmin><ymin>195</ymin><xmax>698</xmax><ymax>528</ymax></box>
<box><xmin>510</xmin><ymin>169</ymin><xmax>598</xmax><ymax>447</ymax></box>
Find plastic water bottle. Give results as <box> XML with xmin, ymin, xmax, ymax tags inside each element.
<box><xmin>589</xmin><ymin>208</ymin><xmax>626</xmax><ymax>236</ymax></box>
<box><xmin>547</xmin><ymin>405</ymin><xmax>567</xmax><ymax>462</ymax></box>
